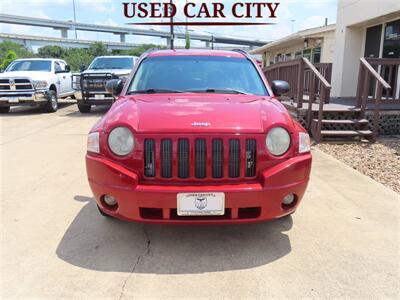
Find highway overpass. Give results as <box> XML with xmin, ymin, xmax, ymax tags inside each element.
<box><xmin>0</xmin><ymin>33</ymin><xmax>255</xmax><ymax>52</ymax></box>
<box><xmin>0</xmin><ymin>14</ymin><xmax>269</xmax><ymax>48</ymax></box>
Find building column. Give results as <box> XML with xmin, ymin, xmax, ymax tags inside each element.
<box><xmin>166</xmin><ymin>37</ymin><xmax>172</xmax><ymax>47</ymax></box>
<box><xmin>60</xmin><ymin>28</ymin><xmax>68</xmax><ymax>38</ymax></box>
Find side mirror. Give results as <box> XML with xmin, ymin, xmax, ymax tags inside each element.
<box><xmin>65</xmin><ymin>65</ymin><xmax>71</xmax><ymax>72</ymax></box>
<box><xmin>271</xmin><ymin>80</ymin><xmax>290</xmax><ymax>96</ymax></box>
<box><xmin>79</xmin><ymin>65</ymin><xmax>86</xmax><ymax>72</ymax></box>
<box><xmin>105</xmin><ymin>79</ymin><xmax>124</xmax><ymax>97</ymax></box>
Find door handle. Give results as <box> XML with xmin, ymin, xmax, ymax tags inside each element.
<box><xmin>63</xmin><ymin>76</ymin><xmax>66</xmax><ymax>79</ymax></box>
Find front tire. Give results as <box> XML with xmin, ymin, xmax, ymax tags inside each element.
<box><xmin>78</xmin><ymin>103</ymin><xmax>91</xmax><ymax>113</ymax></box>
<box><xmin>45</xmin><ymin>90</ymin><xmax>58</xmax><ymax>112</ymax></box>
<box><xmin>0</xmin><ymin>107</ymin><xmax>10</xmax><ymax>113</ymax></box>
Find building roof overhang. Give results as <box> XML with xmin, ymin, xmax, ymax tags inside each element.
<box><xmin>250</xmin><ymin>23</ymin><xmax>336</xmax><ymax>54</ymax></box>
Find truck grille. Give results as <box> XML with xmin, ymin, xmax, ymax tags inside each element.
<box><xmin>80</xmin><ymin>73</ymin><xmax>117</xmax><ymax>92</ymax></box>
<box><xmin>143</xmin><ymin>137</ymin><xmax>257</xmax><ymax>180</ymax></box>
<box><xmin>0</xmin><ymin>79</ymin><xmax>33</xmax><ymax>91</ymax></box>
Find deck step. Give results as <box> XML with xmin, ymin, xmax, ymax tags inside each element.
<box><xmin>320</xmin><ymin>130</ymin><xmax>373</xmax><ymax>137</ymax></box>
<box><xmin>312</xmin><ymin>119</ymin><xmax>369</xmax><ymax>124</ymax></box>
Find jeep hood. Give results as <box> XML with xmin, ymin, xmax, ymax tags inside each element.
<box><xmin>95</xmin><ymin>94</ymin><xmax>294</xmax><ymax>134</ymax></box>
<box><xmin>0</xmin><ymin>71</ymin><xmax>50</xmax><ymax>80</ymax></box>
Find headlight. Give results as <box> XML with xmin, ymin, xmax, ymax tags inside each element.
<box><xmin>32</xmin><ymin>80</ymin><xmax>48</xmax><ymax>89</ymax></box>
<box><xmin>108</xmin><ymin>126</ymin><xmax>134</xmax><ymax>156</ymax></box>
<box><xmin>87</xmin><ymin>132</ymin><xmax>100</xmax><ymax>154</ymax></box>
<box><xmin>299</xmin><ymin>132</ymin><xmax>311</xmax><ymax>153</ymax></box>
<box><xmin>266</xmin><ymin>127</ymin><xmax>291</xmax><ymax>156</ymax></box>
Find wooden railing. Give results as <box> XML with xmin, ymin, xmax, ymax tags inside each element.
<box><xmin>304</xmin><ymin>63</ymin><xmax>332</xmax><ymax>101</ymax></box>
<box><xmin>356</xmin><ymin>58</ymin><xmax>396</xmax><ymax>141</ymax></box>
<box><xmin>263</xmin><ymin>58</ymin><xmax>332</xmax><ymax>109</ymax></box>
<box><xmin>303</xmin><ymin>58</ymin><xmax>332</xmax><ymax>141</ymax></box>
<box><xmin>263</xmin><ymin>58</ymin><xmax>304</xmax><ymax>107</ymax></box>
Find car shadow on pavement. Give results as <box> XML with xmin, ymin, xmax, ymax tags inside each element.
<box><xmin>56</xmin><ymin>195</ymin><xmax>293</xmax><ymax>274</ymax></box>
<box><xmin>62</xmin><ymin>105</ymin><xmax>111</xmax><ymax>117</ymax></box>
<box><xmin>1</xmin><ymin>102</ymin><xmax>75</xmax><ymax>116</ymax></box>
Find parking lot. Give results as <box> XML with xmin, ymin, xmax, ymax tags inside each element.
<box><xmin>1</xmin><ymin>102</ymin><xmax>399</xmax><ymax>299</ymax></box>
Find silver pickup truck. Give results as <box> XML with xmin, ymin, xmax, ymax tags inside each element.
<box><xmin>73</xmin><ymin>55</ymin><xmax>138</xmax><ymax>113</ymax></box>
<box><xmin>0</xmin><ymin>58</ymin><xmax>75</xmax><ymax>113</ymax></box>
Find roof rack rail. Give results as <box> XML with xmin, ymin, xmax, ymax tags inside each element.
<box><xmin>141</xmin><ymin>47</ymin><xmax>162</xmax><ymax>57</ymax></box>
<box><xmin>231</xmin><ymin>49</ymin><xmax>249</xmax><ymax>56</ymax></box>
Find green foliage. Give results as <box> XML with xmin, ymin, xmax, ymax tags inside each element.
<box><xmin>185</xmin><ymin>32</ymin><xmax>190</xmax><ymax>49</ymax></box>
<box><xmin>88</xmin><ymin>42</ymin><xmax>108</xmax><ymax>57</ymax></box>
<box><xmin>38</xmin><ymin>45</ymin><xmax>65</xmax><ymax>58</ymax></box>
<box><xmin>61</xmin><ymin>48</ymin><xmax>94</xmax><ymax>72</ymax></box>
<box><xmin>111</xmin><ymin>44</ymin><xmax>164</xmax><ymax>57</ymax></box>
<box><xmin>0</xmin><ymin>50</ymin><xmax>17</xmax><ymax>70</ymax></box>
<box><xmin>0</xmin><ymin>41</ymin><xmax>164</xmax><ymax>72</ymax></box>
<box><xmin>0</xmin><ymin>41</ymin><xmax>34</xmax><ymax>70</ymax></box>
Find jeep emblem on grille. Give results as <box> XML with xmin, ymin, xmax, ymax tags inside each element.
<box><xmin>191</xmin><ymin>122</ymin><xmax>211</xmax><ymax>127</ymax></box>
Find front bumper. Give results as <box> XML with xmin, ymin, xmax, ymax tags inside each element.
<box><xmin>86</xmin><ymin>153</ymin><xmax>312</xmax><ymax>224</ymax></box>
<box><xmin>75</xmin><ymin>91</ymin><xmax>114</xmax><ymax>105</ymax></box>
<box><xmin>0</xmin><ymin>90</ymin><xmax>48</xmax><ymax>107</ymax></box>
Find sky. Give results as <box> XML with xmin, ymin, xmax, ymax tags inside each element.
<box><xmin>0</xmin><ymin>0</ymin><xmax>338</xmax><ymax>48</ymax></box>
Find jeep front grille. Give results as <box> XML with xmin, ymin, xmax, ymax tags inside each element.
<box><xmin>143</xmin><ymin>137</ymin><xmax>257</xmax><ymax>180</ymax></box>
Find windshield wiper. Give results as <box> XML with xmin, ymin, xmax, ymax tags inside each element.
<box><xmin>187</xmin><ymin>88</ymin><xmax>250</xmax><ymax>95</ymax></box>
<box><xmin>128</xmin><ymin>89</ymin><xmax>183</xmax><ymax>94</ymax></box>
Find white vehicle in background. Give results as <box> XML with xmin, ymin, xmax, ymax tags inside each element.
<box><xmin>0</xmin><ymin>58</ymin><xmax>74</xmax><ymax>113</ymax></box>
<box><xmin>73</xmin><ymin>55</ymin><xmax>138</xmax><ymax>113</ymax></box>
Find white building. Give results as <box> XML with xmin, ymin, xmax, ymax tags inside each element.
<box><xmin>331</xmin><ymin>0</ymin><xmax>400</xmax><ymax>97</ymax></box>
<box><xmin>250</xmin><ymin>23</ymin><xmax>336</xmax><ymax>68</ymax></box>
<box><xmin>251</xmin><ymin>1</ymin><xmax>400</xmax><ymax>99</ymax></box>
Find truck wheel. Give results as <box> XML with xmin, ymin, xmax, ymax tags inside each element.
<box><xmin>45</xmin><ymin>90</ymin><xmax>58</xmax><ymax>112</ymax></box>
<box><xmin>0</xmin><ymin>107</ymin><xmax>10</xmax><ymax>113</ymax></box>
<box><xmin>97</xmin><ymin>205</ymin><xmax>113</xmax><ymax>218</ymax></box>
<box><xmin>78</xmin><ymin>103</ymin><xmax>91</xmax><ymax>113</ymax></box>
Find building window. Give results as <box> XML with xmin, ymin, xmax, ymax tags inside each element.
<box><xmin>312</xmin><ymin>47</ymin><xmax>321</xmax><ymax>63</ymax></box>
<box><xmin>295</xmin><ymin>51</ymin><xmax>302</xmax><ymax>58</ymax></box>
<box><xmin>303</xmin><ymin>49</ymin><xmax>311</xmax><ymax>61</ymax></box>
<box><xmin>285</xmin><ymin>53</ymin><xmax>292</xmax><ymax>61</ymax></box>
<box><xmin>383</xmin><ymin>19</ymin><xmax>400</xmax><ymax>58</ymax></box>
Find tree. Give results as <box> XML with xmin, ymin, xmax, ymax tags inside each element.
<box><xmin>61</xmin><ymin>48</ymin><xmax>94</xmax><ymax>72</ymax></box>
<box><xmin>38</xmin><ymin>45</ymin><xmax>65</xmax><ymax>58</ymax></box>
<box><xmin>0</xmin><ymin>50</ymin><xmax>17</xmax><ymax>70</ymax></box>
<box><xmin>88</xmin><ymin>42</ymin><xmax>108</xmax><ymax>57</ymax></box>
<box><xmin>111</xmin><ymin>44</ymin><xmax>164</xmax><ymax>57</ymax></box>
<box><xmin>0</xmin><ymin>41</ymin><xmax>33</xmax><ymax>60</ymax></box>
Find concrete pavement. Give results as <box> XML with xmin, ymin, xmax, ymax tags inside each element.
<box><xmin>1</xmin><ymin>104</ymin><xmax>399</xmax><ymax>299</ymax></box>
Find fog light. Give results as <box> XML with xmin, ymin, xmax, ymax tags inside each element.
<box><xmin>104</xmin><ymin>195</ymin><xmax>117</xmax><ymax>206</ymax></box>
<box><xmin>282</xmin><ymin>194</ymin><xmax>295</xmax><ymax>205</ymax></box>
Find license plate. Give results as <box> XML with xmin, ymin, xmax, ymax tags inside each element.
<box><xmin>8</xmin><ymin>97</ymin><xmax>19</xmax><ymax>103</ymax></box>
<box><xmin>95</xmin><ymin>94</ymin><xmax>105</xmax><ymax>99</ymax></box>
<box><xmin>177</xmin><ymin>192</ymin><xmax>225</xmax><ymax>216</ymax></box>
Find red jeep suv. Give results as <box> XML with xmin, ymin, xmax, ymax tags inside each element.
<box><xmin>85</xmin><ymin>49</ymin><xmax>312</xmax><ymax>224</ymax></box>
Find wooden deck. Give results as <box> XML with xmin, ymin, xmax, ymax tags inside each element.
<box><xmin>282</xmin><ymin>97</ymin><xmax>400</xmax><ymax>112</ymax></box>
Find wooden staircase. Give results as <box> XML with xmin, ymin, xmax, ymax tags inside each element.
<box><xmin>311</xmin><ymin>117</ymin><xmax>373</xmax><ymax>142</ymax></box>
<box><xmin>305</xmin><ymin>57</ymin><xmax>393</xmax><ymax>143</ymax></box>
<box><xmin>264</xmin><ymin>57</ymin><xmax>398</xmax><ymax>143</ymax></box>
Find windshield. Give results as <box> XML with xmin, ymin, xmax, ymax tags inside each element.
<box><xmin>6</xmin><ymin>60</ymin><xmax>52</xmax><ymax>72</ymax></box>
<box><xmin>128</xmin><ymin>56</ymin><xmax>268</xmax><ymax>95</ymax></box>
<box><xmin>88</xmin><ymin>57</ymin><xmax>133</xmax><ymax>70</ymax></box>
